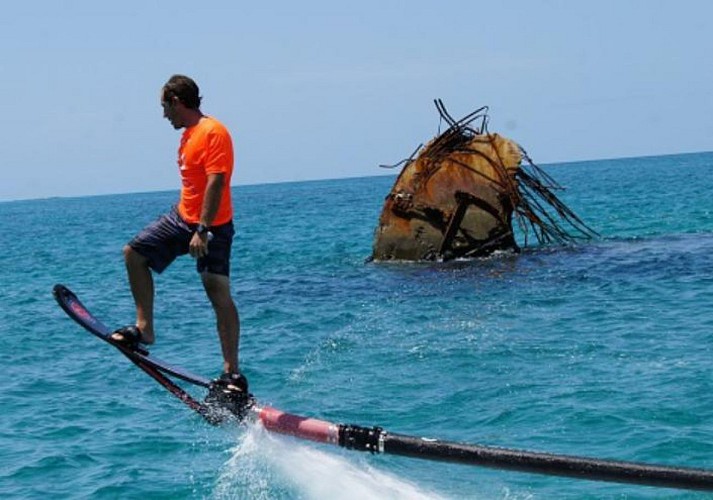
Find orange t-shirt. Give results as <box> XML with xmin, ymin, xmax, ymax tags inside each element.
<box><xmin>176</xmin><ymin>116</ymin><xmax>234</xmax><ymax>225</ymax></box>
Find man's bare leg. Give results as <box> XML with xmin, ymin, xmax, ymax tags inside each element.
<box><xmin>201</xmin><ymin>272</ymin><xmax>239</xmax><ymax>374</ymax></box>
<box><xmin>112</xmin><ymin>245</ymin><xmax>156</xmax><ymax>344</ymax></box>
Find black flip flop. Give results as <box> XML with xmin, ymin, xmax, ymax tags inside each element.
<box><xmin>205</xmin><ymin>372</ymin><xmax>251</xmax><ymax>420</ymax></box>
<box><xmin>111</xmin><ymin>325</ymin><xmax>150</xmax><ymax>352</ymax></box>
<box><xmin>216</xmin><ymin>371</ymin><xmax>249</xmax><ymax>393</ymax></box>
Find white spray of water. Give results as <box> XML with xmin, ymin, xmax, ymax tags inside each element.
<box><xmin>213</xmin><ymin>422</ymin><xmax>449</xmax><ymax>500</ymax></box>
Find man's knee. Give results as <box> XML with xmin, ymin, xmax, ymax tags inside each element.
<box><xmin>202</xmin><ymin>273</ymin><xmax>235</xmax><ymax>308</ymax></box>
<box><xmin>123</xmin><ymin>245</ymin><xmax>148</xmax><ymax>268</ymax></box>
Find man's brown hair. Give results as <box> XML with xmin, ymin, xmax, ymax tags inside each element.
<box><xmin>162</xmin><ymin>74</ymin><xmax>202</xmax><ymax>109</ymax></box>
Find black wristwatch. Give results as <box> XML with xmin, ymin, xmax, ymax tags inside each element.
<box><xmin>196</xmin><ymin>223</ymin><xmax>209</xmax><ymax>236</ymax></box>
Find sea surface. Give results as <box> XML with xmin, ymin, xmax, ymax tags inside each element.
<box><xmin>2</xmin><ymin>152</ymin><xmax>713</xmax><ymax>499</ymax></box>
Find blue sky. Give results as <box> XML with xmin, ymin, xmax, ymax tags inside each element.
<box><xmin>2</xmin><ymin>1</ymin><xmax>711</xmax><ymax>201</ymax></box>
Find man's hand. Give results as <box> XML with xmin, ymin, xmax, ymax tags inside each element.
<box><xmin>189</xmin><ymin>231</ymin><xmax>209</xmax><ymax>258</ymax></box>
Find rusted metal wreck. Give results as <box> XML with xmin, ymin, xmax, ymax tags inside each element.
<box><xmin>371</xmin><ymin>100</ymin><xmax>596</xmax><ymax>262</ymax></box>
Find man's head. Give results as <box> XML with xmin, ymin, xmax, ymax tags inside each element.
<box><xmin>161</xmin><ymin>74</ymin><xmax>202</xmax><ymax>129</ymax></box>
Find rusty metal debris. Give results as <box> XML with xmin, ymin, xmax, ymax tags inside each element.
<box><xmin>371</xmin><ymin>100</ymin><xmax>597</xmax><ymax>262</ymax></box>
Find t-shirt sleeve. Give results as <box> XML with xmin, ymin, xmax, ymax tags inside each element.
<box><xmin>204</xmin><ymin>130</ymin><xmax>232</xmax><ymax>175</ymax></box>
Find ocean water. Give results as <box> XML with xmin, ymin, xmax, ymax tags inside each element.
<box><xmin>2</xmin><ymin>151</ymin><xmax>713</xmax><ymax>499</ymax></box>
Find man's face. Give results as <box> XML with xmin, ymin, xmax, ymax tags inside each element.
<box><xmin>161</xmin><ymin>94</ymin><xmax>183</xmax><ymax>130</ymax></box>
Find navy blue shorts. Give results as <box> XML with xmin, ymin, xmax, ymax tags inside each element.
<box><xmin>128</xmin><ymin>207</ymin><xmax>234</xmax><ymax>276</ymax></box>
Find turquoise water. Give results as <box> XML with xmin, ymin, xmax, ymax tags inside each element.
<box><xmin>2</xmin><ymin>151</ymin><xmax>713</xmax><ymax>498</ymax></box>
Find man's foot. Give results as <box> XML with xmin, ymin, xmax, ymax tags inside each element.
<box><xmin>111</xmin><ymin>325</ymin><xmax>154</xmax><ymax>351</ymax></box>
<box><xmin>205</xmin><ymin>372</ymin><xmax>251</xmax><ymax>421</ymax></box>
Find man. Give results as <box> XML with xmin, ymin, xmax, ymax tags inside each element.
<box><xmin>112</xmin><ymin>74</ymin><xmax>247</xmax><ymax>406</ymax></box>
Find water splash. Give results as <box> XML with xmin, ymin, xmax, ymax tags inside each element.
<box><xmin>214</xmin><ymin>423</ymin><xmax>446</xmax><ymax>499</ymax></box>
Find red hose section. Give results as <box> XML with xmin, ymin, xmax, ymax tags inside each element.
<box><xmin>257</xmin><ymin>406</ymin><xmax>340</xmax><ymax>445</ymax></box>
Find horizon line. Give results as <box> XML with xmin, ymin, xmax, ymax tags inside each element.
<box><xmin>2</xmin><ymin>149</ymin><xmax>711</xmax><ymax>204</ymax></box>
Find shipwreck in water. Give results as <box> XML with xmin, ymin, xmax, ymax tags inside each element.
<box><xmin>371</xmin><ymin>100</ymin><xmax>596</xmax><ymax>262</ymax></box>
